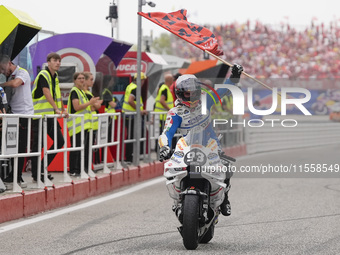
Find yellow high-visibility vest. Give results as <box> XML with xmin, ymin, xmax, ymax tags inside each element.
<box><xmin>67</xmin><ymin>86</ymin><xmax>92</xmax><ymax>136</ymax></box>
<box><xmin>154</xmin><ymin>84</ymin><xmax>174</xmax><ymax>120</ymax></box>
<box><xmin>122</xmin><ymin>82</ymin><xmax>143</xmax><ymax>112</ymax></box>
<box><xmin>32</xmin><ymin>70</ymin><xmax>62</xmax><ymax>117</ymax></box>
<box><xmin>85</xmin><ymin>90</ymin><xmax>99</xmax><ymax>131</ymax></box>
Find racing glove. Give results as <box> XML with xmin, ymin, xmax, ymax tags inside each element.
<box><xmin>159</xmin><ymin>146</ymin><xmax>171</xmax><ymax>162</ymax></box>
<box><xmin>230</xmin><ymin>63</ymin><xmax>244</xmax><ymax>84</ymax></box>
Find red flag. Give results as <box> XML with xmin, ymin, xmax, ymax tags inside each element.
<box><xmin>138</xmin><ymin>9</ymin><xmax>223</xmax><ymax>56</ymax></box>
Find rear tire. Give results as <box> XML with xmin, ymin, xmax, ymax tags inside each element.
<box><xmin>182</xmin><ymin>195</ymin><xmax>200</xmax><ymax>250</ymax></box>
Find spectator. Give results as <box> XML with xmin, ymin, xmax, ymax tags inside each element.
<box><xmin>101</xmin><ymin>87</ymin><xmax>117</xmax><ymax>144</ymax></box>
<box><xmin>83</xmin><ymin>71</ymin><xmax>103</xmax><ymax>164</ymax></box>
<box><xmin>154</xmin><ymin>73</ymin><xmax>174</xmax><ymax>129</ymax></box>
<box><xmin>101</xmin><ymin>87</ymin><xmax>117</xmax><ymax>115</ymax></box>
<box><xmin>31</xmin><ymin>52</ymin><xmax>68</xmax><ymax>182</ymax></box>
<box><xmin>0</xmin><ymin>54</ymin><xmax>34</xmax><ymax>187</ymax></box>
<box><xmin>154</xmin><ymin>74</ymin><xmax>175</xmax><ymax>151</ymax></box>
<box><xmin>171</xmin><ymin>20</ymin><xmax>340</xmax><ymax>79</ymax></box>
<box><xmin>122</xmin><ymin>72</ymin><xmax>148</xmax><ymax>163</ymax></box>
<box><xmin>67</xmin><ymin>72</ymin><xmax>99</xmax><ymax>176</ymax></box>
<box><xmin>83</xmin><ymin>71</ymin><xmax>103</xmax><ymax>127</ymax></box>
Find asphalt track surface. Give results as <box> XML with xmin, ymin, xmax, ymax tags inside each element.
<box><xmin>0</xmin><ymin>144</ymin><xmax>339</xmax><ymax>255</ymax></box>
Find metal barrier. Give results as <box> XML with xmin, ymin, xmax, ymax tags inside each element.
<box><xmin>0</xmin><ymin>111</ymin><xmax>125</xmax><ymax>193</ymax></box>
<box><xmin>0</xmin><ymin>108</ymin><xmax>245</xmax><ymax>193</ymax></box>
<box><xmin>89</xmin><ymin>112</ymin><xmax>122</xmax><ymax>173</ymax></box>
<box><xmin>121</xmin><ymin>112</ymin><xmax>148</xmax><ymax>166</ymax></box>
<box><xmin>43</xmin><ymin>114</ymin><xmax>87</xmax><ymax>186</ymax></box>
<box><xmin>0</xmin><ymin>114</ymin><xmax>42</xmax><ymax>192</ymax></box>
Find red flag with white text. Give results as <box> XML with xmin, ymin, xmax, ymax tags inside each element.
<box><xmin>138</xmin><ymin>9</ymin><xmax>223</xmax><ymax>56</ymax></box>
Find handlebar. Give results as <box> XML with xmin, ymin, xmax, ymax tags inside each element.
<box><xmin>220</xmin><ymin>153</ymin><xmax>236</xmax><ymax>163</ymax></box>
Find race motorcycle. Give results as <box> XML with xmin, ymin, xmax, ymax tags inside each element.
<box><xmin>162</xmin><ymin>129</ymin><xmax>235</xmax><ymax>250</ymax></box>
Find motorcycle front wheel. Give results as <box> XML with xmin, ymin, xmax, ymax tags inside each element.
<box><xmin>182</xmin><ymin>195</ymin><xmax>200</xmax><ymax>250</ymax></box>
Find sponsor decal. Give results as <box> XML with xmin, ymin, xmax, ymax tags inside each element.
<box><xmin>200</xmin><ymin>118</ymin><xmax>210</xmax><ymax>129</ymax></box>
<box><xmin>170</xmin><ymin>157</ymin><xmax>181</xmax><ymax>164</ymax></box>
<box><xmin>208</xmin><ymin>153</ymin><xmax>218</xmax><ymax>160</ymax></box>
<box><xmin>209</xmin><ymin>160</ymin><xmax>220</xmax><ymax>165</ymax></box>
<box><xmin>174</xmin><ymin>151</ymin><xmax>184</xmax><ymax>158</ymax></box>
<box><xmin>191</xmin><ymin>144</ymin><xmax>203</xmax><ymax>148</ymax></box>
<box><xmin>207</xmin><ymin>139</ymin><xmax>216</xmax><ymax>148</ymax></box>
<box><xmin>116</xmin><ymin>58</ymin><xmax>147</xmax><ymax>75</ymax></box>
<box><xmin>178</xmin><ymin>138</ymin><xmax>188</xmax><ymax>147</ymax></box>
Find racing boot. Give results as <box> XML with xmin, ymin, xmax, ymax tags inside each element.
<box><xmin>220</xmin><ymin>179</ymin><xmax>231</xmax><ymax>216</ymax></box>
<box><xmin>172</xmin><ymin>202</ymin><xmax>183</xmax><ymax>223</ymax></box>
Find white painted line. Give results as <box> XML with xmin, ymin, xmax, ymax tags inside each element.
<box><xmin>0</xmin><ymin>177</ymin><xmax>164</xmax><ymax>234</ymax></box>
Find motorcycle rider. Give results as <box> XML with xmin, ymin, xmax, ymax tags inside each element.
<box><xmin>158</xmin><ymin>63</ymin><xmax>243</xmax><ymax>216</ymax></box>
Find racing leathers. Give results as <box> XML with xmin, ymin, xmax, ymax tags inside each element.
<box><xmin>158</xmin><ymin>77</ymin><xmax>237</xmax><ymax>162</ymax></box>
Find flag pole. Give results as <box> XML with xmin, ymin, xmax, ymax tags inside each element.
<box><xmin>204</xmin><ymin>50</ymin><xmax>276</xmax><ymax>92</ymax></box>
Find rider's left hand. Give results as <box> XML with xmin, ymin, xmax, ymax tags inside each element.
<box><xmin>230</xmin><ymin>63</ymin><xmax>243</xmax><ymax>83</ymax></box>
<box><xmin>159</xmin><ymin>145</ymin><xmax>171</xmax><ymax>162</ymax></box>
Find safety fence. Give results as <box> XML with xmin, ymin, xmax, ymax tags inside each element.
<box><xmin>8</xmin><ymin>111</ymin><xmax>327</xmax><ymax>193</ymax></box>
<box><xmin>0</xmin><ymin>114</ymin><xmax>42</xmax><ymax>192</ymax></box>
<box><xmin>121</xmin><ymin>112</ymin><xmax>148</xmax><ymax>166</ymax></box>
<box><xmin>42</xmin><ymin>114</ymin><xmax>85</xmax><ymax>188</ymax></box>
<box><xmin>89</xmin><ymin>112</ymin><xmax>122</xmax><ymax>173</ymax></box>
<box><xmin>0</xmin><ymin>112</ymin><xmax>121</xmax><ymax>193</ymax></box>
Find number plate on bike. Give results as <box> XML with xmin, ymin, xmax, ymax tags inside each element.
<box><xmin>184</xmin><ymin>148</ymin><xmax>207</xmax><ymax>166</ymax></box>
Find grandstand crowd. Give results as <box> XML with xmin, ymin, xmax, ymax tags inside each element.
<box><xmin>172</xmin><ymin>20</ymin><xmax>340</xmax><ymax>79</ymax></box>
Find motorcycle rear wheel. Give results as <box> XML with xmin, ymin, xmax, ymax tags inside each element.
<box><xmin>182</xmin><ymin>195</ymin><xmax>200</xmax><ymax>250</ymax></box>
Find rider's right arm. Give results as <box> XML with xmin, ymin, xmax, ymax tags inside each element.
<box><xmin>158</xmin><ymin>111</ymin><xmax>182</xmax><ymax>148</ymax></box>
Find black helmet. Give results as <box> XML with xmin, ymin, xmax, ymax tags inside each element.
<box><xmin>175</xmin><ymin>74</ymin><xmax>201</xmax><ymax>107</ymax></box>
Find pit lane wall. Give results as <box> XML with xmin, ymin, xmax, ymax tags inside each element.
<box><xmin>0</xmin><ymin>162</ymin><xmax>165</xmax><ymax>224</ymax></box>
